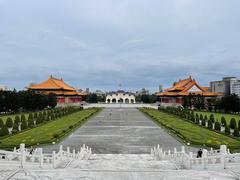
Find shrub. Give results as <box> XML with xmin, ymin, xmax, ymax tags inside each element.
<box><xmin>200</xmin><ymin>114</ymin><xmax>203</xmax><ymax>120</ymax></box>
<box><xmin>28</xmin><ymin>113</ymin><xmax>33</xmax><ymax>120</ymax></box>
<box><xmin>207</xmin><ymin>120</ymin><xmax>213</xmax><ymax>129</ymax></box>
<box><xmin>15</xmin><ymin>115</ymin><xmax>20</xmax><ymax>123</ymax></box>
<box><xmin>28</xmin><ymin>116</ymin><xmax>34</xmax><ymax>128</ymax></box>
<box><xmin>0</xmin><ymin>118</ymin><xmax>3</xmax><ymax>128</ymax></box>
<box><xmin>201</xmin><ymin>119</ymin><xmax>206</xmax><ymax>126</ymax></box>
<box><xmin>0</xmin><ymin>125</ymin><xmax>9</xmax><ymax>136</ymax></box>
<box><xmin>13</xmin><ymin>121</ymin><xmax>19</xmax><ymax>131</ymax></box>
<box><xmin>215</xmin><ymin>121</ymin><xmax>221</xmax><ymax>131</ymax></box>
<box><xmin>52</xmin><ymin>133</ymin><xmax>59</xmax><ymax>139</ymax></box>
<box><xmin>238</xmin><ymin>120</ymin><xmax>240</xmax><ymax>130</ymax></box>
<box><xmin>230</xmin><ymin>118</ymin><xmax>237</xmax><ymax>129</ymax></box>
<box><xmin>210</xmin><ymin>114</ymin><xmax>215</xmax><ymax>123</ymax></box>
<box><xmin>225</xmin><ymin>125</ymin><xmax>231</xmax><ymax>135</ymax></box>
<box><xmin>21</xmin><ymin>114</ymin><xmax>26</xmax><ymax>122</ymax></box>
<box><xmin>12</xmin><ymin>129</ymin><xmax>18</xmax><ymax>134</ymax></box>
<box><xmin>233</xmin><ymin>128</ymin><xmax>240</xmax><ymax>137</ymax></box>
<box><xmin>21</xmin><ymin>119</ymin><xmax>28</xmax><ymax>130</ymax></box>
<box><xmin>195</xmin><ymin>113</ymin><xmax>199</xmax><ymax>124</ymax></box>
<box><xmin>33</xmin><ymin>113</ymin><xmax>38</xmax><ymax>120</ymax></box>
<box><xmin>221</xmin><ymin>117</ymin><xmax>227</xmax><ymax>127</ymax></box>
<box><xmin>6</xmin><ymin>117</ymin><xmax>13</xmax><ymax>128</ymax></box>
<box><xmin>204</xmin><ymin>115</ymin><xmax>208</xmax><ymax>121</ymax></box>
<box><xmin>69</xmin><ymin>125</ymin><xmax>73</xmax><ymax>129</ymax></box>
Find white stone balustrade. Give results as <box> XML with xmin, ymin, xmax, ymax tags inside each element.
<box><xmin>151</xmin><ymin>144</ymin><xmax>240</xmax><ymax>170</ymax></box>
<box><xmin>0</xmin><ymin>143</ymin><xmax>93</xmax><ymax>169</ymax></box>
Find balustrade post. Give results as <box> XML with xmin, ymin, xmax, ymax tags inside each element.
<box><xmin>39</xmin><ymin>148</ymin><xmax>43</xmax><ymax>168</ymax></box>
<box><xmin>202</xmin><ymin>149</ymin><xmax>208</xmax><ymax>169</ymax></box>
<box><xmin>52</xmin><ymin>151</ymin><xmax>56</xmax><ymax>168</ymax></box>
<box><xmin>59</xmin><ymin>145</ymin><xmax>63</xmax><ymax>160</ymax></box>
<box><xmin>220</xmin><ymin>145</ymin><xmax>227</xmax><ymax>169</ymax></box>
<box><xmin>188</xmin><ymin>152</ymin><xmax>193</xmax><ymax>169</ymax></box>
<box><xmin>220</xmin><ymin>145</ymin><xmax>227</xmax><ymax>154</ymax></box>
<box><xmin>181</xmin><ymin>146</ymin><xmax>185</xmax><ymax>153</ymax></box>
<box><xmin>73</xmin><ymin>149</ymin><xmax>76</xmax><ymax>158</ymax></box>
<box><xmin>20</xmin><ymin>143</ymin><xmax>26</xmax><ymax>168</ymax></box>
<box><xmin>67</xmin><ymin>147</ymin><xmax>70</xmax><ymax>158</ymax></box>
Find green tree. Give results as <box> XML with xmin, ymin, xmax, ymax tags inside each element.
<box><xmin>204</xmin><ymin>115</ymin><xmax>208</xmax><ymax>121</ymax></box>
<box><xmin>225</xmin><ymin>125</ymin><xmax>231</xmax><ymax>135</ymax></box>
<box><xmin>233</xmin><ymin>128</ymin><xmax>240</xmax><ymax>137</ymax></box>
<box><xmin>200</xmin><ymin>114</ymin><xmax>203</xmax><ymax>120</ymax></box>
<box><xmin>215</xmin><ymin>121</ymin><xmax>221</xmax><ymax>131</ymax></box>
<box><xmin>0</xmin><ymin>125</ymin><xmax>9</xmax><ymax>136</ymax></box>
<box><xmin>221</xmin><ymin>117</ymin><xmax>227</xmax><ymax>127</ymax></box>
<box><xmin>21</xmin><ymin>114</ymin><xmax>26</xmax><ymax>122</ymax></box>
<box><xmin>238</xmin><ymin>120</ymin><xmax>240</xmax><ymax>130</ymax></box>
<box><xmin>201</xmin><ymin>118</ymin><xmax>206</xmax><ymax>126</ymax></box>
<box><xmin>21</xmin><ymin>118</ymin><xmax>28</xmax><ymax>130</ymax></box>
<box><xmin>219</xmin><ymin>94</ymin><xmax>240</xmax><ymax>113</ymax></box>
<box><xmin>210</xmin><ymin>114</ymin><xmax>215</xmax><ymax>123</ymax></box>
<box><xmin>6</xmin><ymin>117</ymin><xmax>13</xmax><ymax>128</ymax></box>
<box><xmin>195</xmin><ymin>113</ymin><xmax>200</xmax><ymax>124</ymax></box>
<box><xmin>28</xmin><ymin>115</ymin><xmax>34</xmax><ymax>128</ymax></box>
<box><xmin>208</xmin><ymin>120</ymin><xmax>213</xmax><ymax>129</ymax></box>
<box><xmin>230</xmin><ymin>118</ymin><xmax>237</xmax><ymax>129</ymax></box>
<box><xmin>0</xmin><ymin>118</ymin><xmax>3</xmax><ymax>129</ymax></box>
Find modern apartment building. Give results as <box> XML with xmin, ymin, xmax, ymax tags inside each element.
<box><xmin>210</xmin><ymin>77</ymin><xmax>240</xmax><ymax>96</ymax></box>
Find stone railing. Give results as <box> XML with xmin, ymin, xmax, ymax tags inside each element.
<box><xmin>151</xmin><ymin>145</ymin><xmax>240</xmax><ymax>170</ymax></box>
<box><xmin>0</xmin><ymin>143</ymin><xmax>92</xmax><ymax>169</ymax></box>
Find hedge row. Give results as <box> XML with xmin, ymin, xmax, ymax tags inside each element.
<box><xmin>159</xmin><ymin>107</ymin><xmax>240</xmax><ymax>137</ymax></box>
<box><xmin>0</xmin><ymin>106</ymin><xmax>83</xmax><ymax>137</ymax></box>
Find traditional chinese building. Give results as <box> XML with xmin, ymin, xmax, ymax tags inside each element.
<box><xmin>28</xmin><ymin>76</ymin><xmax>87</xmax><ymax>106</ymax></box>
<box><xmin>156</xmin><ymin>76</ymin><xmax>220</xmax><ymax>106</ymax></box>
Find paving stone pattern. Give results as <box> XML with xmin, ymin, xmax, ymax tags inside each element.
<box><xmin>43</xmin><ymin>108</ymin><xmax>196</xmax><ymax>154</ymax></box>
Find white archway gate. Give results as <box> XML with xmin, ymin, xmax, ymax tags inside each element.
<box><xmin>106</xmin><ymin>91</ymin><xmax>136</xmax><ymax>104</ymax></box>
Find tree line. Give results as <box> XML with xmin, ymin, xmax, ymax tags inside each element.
<box><xmin>0</xmin><ymin>90</ymin><xmax>57</xmax><ymax>114</ymax></box>
<box><xmin>159</xmin><ymin>107</ymin><xmax>240</xmax><ymax>137</ymax></box>
<box><xmin>183</xmin><ymin>94</ymin><xmax>240</xmax><ymax>113</ymax></box>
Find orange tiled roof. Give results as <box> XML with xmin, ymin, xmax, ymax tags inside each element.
<box><xmin>40</xmin><ymin>90</ymin><xmax>87</xmax><ymax>96</ymax></box>
<box><xmin>28</xmin><ymin>76</ymin><xmax>76</xmax><ymax>91</ymax></box>
<box><xmin>157</xmin><ymin>76</ymin><xmax>220</xmax><ymax>97</ymax></box>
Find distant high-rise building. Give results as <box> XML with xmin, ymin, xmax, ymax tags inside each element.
<box><xmin>159</xmin><ymin>85</ymin><xmax>163</xmax><ymax>92</ymax></box>
<box><xmin>136</xmin><ymin>88</ymin><xmax>149</xmax><ymax>96</ymax></box>
<box><xmin>86</xmin><ymin>88</ymin><xmax>90</xmax><ymax>93</ymax></box>
<box><xmin>210</xmin><ymin>77</ymin><xmax>239</xmax><ymax>96</ymax></box>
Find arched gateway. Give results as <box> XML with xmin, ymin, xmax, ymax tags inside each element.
<box><xmin>106</xmin><ymin>90</ymin><xmax>136</xmax><ymax>104</ymax></box>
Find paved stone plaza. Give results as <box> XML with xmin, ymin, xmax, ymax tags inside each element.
<box><xmin>43</xmin><ymin>108</ymin><xmax>196</xmax><ymax>154</ymax></box>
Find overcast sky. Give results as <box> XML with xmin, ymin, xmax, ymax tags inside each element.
<box><xmin>0</xmin><ymin>0</ymin><xmax>240</xmax><ymax>92</ymax></box>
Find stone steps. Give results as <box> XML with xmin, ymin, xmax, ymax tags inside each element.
<box><xmin>68</xmin><ymin>154</ymin><xmax>178</xmax><ymax>171</ymax></box>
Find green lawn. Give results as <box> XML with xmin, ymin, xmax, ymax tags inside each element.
<box><xmin>195</xmin><ymin>111</ymin><xmax>240</xmax><ymax>124</ymax></box>
<box><xmin>0</xmin><ymin>108</ymin><xmax>100</xmax><ymax>148</ymax></box>
<box><xmin>140</xmin><ymin>108</ymin><xmax>240</xmax><ymax>151</ymax></box>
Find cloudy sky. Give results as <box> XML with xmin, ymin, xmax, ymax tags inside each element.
<box><xmin>0</xmin><ymin>0</ymin><xmax>240</xmax><ymax>92</ymax></box>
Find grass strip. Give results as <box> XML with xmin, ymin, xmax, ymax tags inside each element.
<box><xmin>139</xmin><ymin>108</ymin><xmax>240</xmax><ymax>151</ymax></box>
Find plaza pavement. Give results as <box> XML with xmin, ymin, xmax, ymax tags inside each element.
<box><xmin>43</xmin><ymin>108</ymin><xmax>197</xmax><ymax>154</ymax></box>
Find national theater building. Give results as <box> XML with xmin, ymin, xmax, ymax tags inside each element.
<box><xmin>28</xmin><ymin>76</ymin><xmax>87</xmax><ymax>106</ymax></box>
<box><xmin>156</xmin><ymin>76</ymin><xmax>220</xmax><ymax>106</ymax></box>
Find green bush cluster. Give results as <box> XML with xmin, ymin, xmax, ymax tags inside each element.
<box><xmin>159</xmin><ymin>107</ymin><xmax>240</xmax><ymax>137</ymax></box>
<box><xmin>0</xmin><ymin>106</ymin><xmax>82</xmax><ymax>137</ymax></box>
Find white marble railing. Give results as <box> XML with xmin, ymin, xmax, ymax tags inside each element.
<box><xmin>0</xmin><ymin>143</ymin><xmax>92</xmax><ymax>168</ymax></box>
<box><xmin>151</xmin><ymin>145</ymin><xmax>240</xmax><ymax>170</ymax></box>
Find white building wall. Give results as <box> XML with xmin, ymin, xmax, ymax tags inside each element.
<box><xmin>106</xmin><ymin>93</ymin><xmax>136</xmax><ymax>104</ymax></box>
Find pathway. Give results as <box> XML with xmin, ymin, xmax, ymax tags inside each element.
<box><xmin>43</xmin><ymin>108</ymin><xmax>196</xmax><ymax>154</ymax></box>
